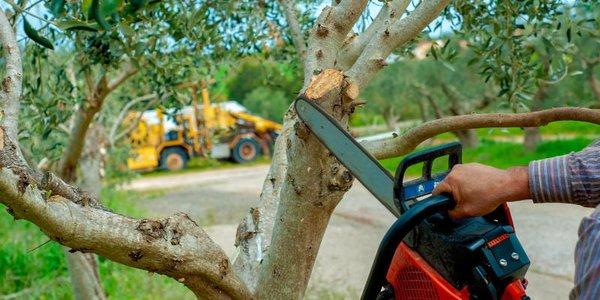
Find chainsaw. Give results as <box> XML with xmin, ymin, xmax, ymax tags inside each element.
<box><xmin>295</xmin><ymin>98</ymin><xmax>531</xmax><ymax>300</ymax></box>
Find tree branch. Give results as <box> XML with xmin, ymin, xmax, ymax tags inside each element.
<box><xmin>0</xmin><ymin>129</ymin><xmax>252</xmax><ymax>299</ymax></box>
<box><xmin>346</xmin><ymin>0</ymin><xmax>451</xmax><ymax>87</ymax></box>
<box><xmin>59</xmin><ymin>62</ymin><xmax>138</xmax><ymax>181</ymax></box>
<box><xmin>363</xmin><ymin>107</ymin><xmax>600</xmax><ymax>159</ymax></box>
<box><xmin>278</xmin><ymin>0</ymin><xmax>307</xmax><ymax>65</ymax></box>
<box><xmin>0</xmin><ymin>9</ymin><xmax>22</xmax><ymax>142</ymax></box>
<box><xmin>303</xmin><ymin>1</ymin><xmax>368</xmax><ymax>84</ymax></box>
<box><xmin>106</xmin><ymin>62</ymin><xmax>138</xmax><ymax>93</ymax></box>
<box><xmin>337</xmin><ymin>0</ymin><xmax>411</xmax><ymax>70</ymax></box>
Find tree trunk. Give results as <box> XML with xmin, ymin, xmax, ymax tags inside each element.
<box><xmin>255</xmin><ymin>70</ymin><xmax>354</xmax><ymax>298</ymax></box>
<box><xmin>523</xmin><ymin>127</ymin><xmax>541</xmax><ymax>151</ymax></box>
<box><xmin>416</xmin><ymin>99</ymin><xmax>429</xmax><ymax>122</ymax></box>
<box><xmin>63</xmin><ymin>124</ymin><xmax>107</xmax><ymax>300</ymax></box>
<box><xmin>523</xmin><ymin>83</ymin><xmax>548</xmax><ymax>151</ymax></box>
<box><xmin>64</xmin><ymin>251</ymin><xmax>106</xmax><ymax>300</ymax></box>
<box><xmin>586</xmin><ymin>65</ymin><xmax>600</xmax><ymax>105</ymax></box>
<box><xmin>383</xmin><ymin>106</ymin><xmax>398</xmax><ymax>130</ymax></box>
<box><xmin>453</xmin><ymin>129</ymin><xmax>479</xmax><ymax>148</ymax></box>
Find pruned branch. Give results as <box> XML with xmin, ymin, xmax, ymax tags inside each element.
<box><xmin>346</xmin><ymin>0</ymin><xmax>451</xmax><ymax>87</ymax></box>
<box><xmin>363</xmin><ymin>107</ymin><xmax>600</xmax><ymax>159</ymax></box>
<box><xmin>0</xmin><ymin>9</ymin><xmax>22</xmax><ymax>142</ymax></box>
<box><xmin>278</xmin><ymin>0</ymin><xmax>307</xmax><ymax>65</ymax></box>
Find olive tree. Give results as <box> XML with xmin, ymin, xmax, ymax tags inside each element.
<box><xmin>1</xmin><ymin>1</ymin><xmax>599</xmax><ymax>299</ymax></box>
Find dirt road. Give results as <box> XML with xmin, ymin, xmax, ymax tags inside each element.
<box><xmin>129</xmin><ymin>165</ymin><xmax>592</xmax><ymax>299</ymax></box>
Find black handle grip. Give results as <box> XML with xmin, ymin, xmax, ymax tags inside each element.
<box><xmin>394</xmin><ymin>142</ymin><xmax>462</xmax><ymax>213</ymax></box>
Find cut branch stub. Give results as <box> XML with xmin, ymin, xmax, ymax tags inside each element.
<box><xmin>303</xmin><ymin>69</ymin><xmax>345</xmax><ymax>100</ymax></box>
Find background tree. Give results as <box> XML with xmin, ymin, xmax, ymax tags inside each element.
<box><xmin>11</xmin><ymin>0</ymin><xmax>270</xmax><ymax>298</ymax></box>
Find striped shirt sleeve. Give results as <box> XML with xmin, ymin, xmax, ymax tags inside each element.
<box><xmin>528</xmin><ymin>140</ymin><xmax>600</xmax><ymax>208</ymax></box>
<box><xmin>570</xmin><ymin>206</ymin><xmax>600</xmax><ymax>300</ymax></box>
<box><xmin>528</xmin><ymin>139</ymin><xmax>600</xmax><ymax>299</ymax></box>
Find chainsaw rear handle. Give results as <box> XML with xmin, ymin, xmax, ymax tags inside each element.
<box><xmin>394</xmin><ymin>142</ymin><xmax>462</xmax><ymax>213</ymax></box>
<box><xmin>361</xmin><ymin>194</ymin><xmax>455</xmax><ymax>300</ymax></box>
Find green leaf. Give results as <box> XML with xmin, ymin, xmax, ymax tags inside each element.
<box><xmin>56</xmin><ymin>20</ymin><xmax>99</xmax><ymax>32</ymax></box>
<box><xmin>49</xmin><ymin>0</ymin><xmax>65</xmax><ymax>16</ymax></box>
<box><xmin>23</xmin><ymin>18</ymin><xmax>54</xmax><ymax>50</ymax></box>
<box><xmin>91</xmin><ymin>0</ymin><xmax>110</xmax><ymax>30</ymax></box>
<box><xmin>497</xmin><ymin>88</ymin><xmax>510</xmax><ymax>97</ymax></box>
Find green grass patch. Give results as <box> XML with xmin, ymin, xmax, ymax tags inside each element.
<box><xmin>380</xmin><ymin>138</ymin><xmax>593</xmax><ymax>176</ymax></box>
<box><xmin>140</xmin><ymin>156</ymin><xmax>271</xmax><ymax>178</ymax></box>
<box><xmin>0</xmin><ymin>189</ymin><xmax>194</xmax><ymax>299</ymax></box>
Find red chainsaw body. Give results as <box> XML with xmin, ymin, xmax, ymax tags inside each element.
<box><xmin>386</xmin><ymin>204</ymin><xmax>528</xmax><ymax>300</ymax></box>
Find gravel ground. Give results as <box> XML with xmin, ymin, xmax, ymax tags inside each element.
<box><xmin>130</xmin><ymin>165</ymin><xmax>592</xmax><ymax>299</ymax></box>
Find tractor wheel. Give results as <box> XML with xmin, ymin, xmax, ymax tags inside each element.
<box><xmin>232</xmin><ymin>138</ymin><xmax>261</xmax><ymax>163</ymax></box>
<box><xmin>160</xmin><ymin>147</ymin><xmax>188</xmax><ymax>171</ymax></box>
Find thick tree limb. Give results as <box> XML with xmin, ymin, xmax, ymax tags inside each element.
<box><xmin>0</xmin><ymin>130</ymin><xmax>251</xmax><ymax>299</ymax></box>
<box><xmin>232</xmin><ymin>106</ymin><xmax>292</xmax><ymax>292</ymax></box>
<box><xmin>0</xmin><ymin>10</ymin><xmax>22</xmax><ymax>142</ymax></box>
<box><xmin>303</xmin><ymin>1</ymin><xmax>368</xmax><ymax>83</ymax></box>
<box><xmin>346</xmin><ymin>0</ymin><xmax>451</xmax><ymax>87</ymax></box>
<box><xmin>364</xmin><ymin>107</ymin><xmax>600</xmax><ymax>159</ymax></box>
<box><xmin>278</xmin><ymin>0</ymin><xmax>307</xmax><ymax>65</ymax></box>
<box><xmin>256</xmin><ymin>70</ymin><xmax>355</xmax><ymax>298</ymax></box>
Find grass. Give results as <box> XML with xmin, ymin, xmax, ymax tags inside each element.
<box><xmin>140</xmin><ymin>156</ymin><xmax>271</xmax><ymax>178</ymax></box>
<box><xmin>0</xmin><ymin>189</ymin><xmax>194</xmax><ymax>300</ymax></box>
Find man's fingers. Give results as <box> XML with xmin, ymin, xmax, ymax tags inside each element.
<box><xmin>432</xmin><ymin>181</ymin><xmax>452</xmax><ymax>196</ymax></box>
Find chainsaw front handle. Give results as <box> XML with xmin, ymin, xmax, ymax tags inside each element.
<box><xmin>361</xmin><ymin>194</ymin><xmax>455</xmax><ymax>300</ymax></box>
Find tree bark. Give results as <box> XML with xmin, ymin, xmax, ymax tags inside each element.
<box><xmin>364</xmin><ymin>107</ymin><xmax>600</xmax><ymax>159</ymax></box>
<box><xmin>0</xmin><ymin>11</ymin><xmax>21</xmax><ymax>142</ymax></box>
<box><xmin>64</xmin><ymin>250</ymin><xmax>106</xmax><ymax>300</ymax></box>
<box><xmin>255</xmin><ymin>70</ymin><xmax>355</xmax><ymax>299</ymax></box>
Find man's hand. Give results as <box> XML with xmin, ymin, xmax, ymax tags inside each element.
<box><xmin>432</xmin><ymin>163</ymin><xmax>530</xmax><ymax>219</ymax></box>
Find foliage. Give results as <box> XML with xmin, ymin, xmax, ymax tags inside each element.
<box><xmin>225</xmin><ymin>56</ymin><xmax>302</xmax><ymax>121</ymax></box>
<box><xmin>360</xmin><ymin>51</ymin><xmax>497</xmax><ymax>126</ymax></box>
<box><xmin>244</xmin><ymin>87</ymin><xmax>289</xmax><ymax>122</ymax></box>
<box><xmin>443</xmin><ymin>1</ymin><xmax>599</xmax><ymax>107</ymax></box>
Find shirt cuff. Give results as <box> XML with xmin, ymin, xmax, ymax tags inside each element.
<box><xmin>528</xmin><ymin>155</ymin><xmax>573</xmax><ymax>204</ymax></box>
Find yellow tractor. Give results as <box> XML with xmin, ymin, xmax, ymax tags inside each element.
<box><xmin>126</xmin><ymin>81</ymin><xmax>282</xmax><ymax>171</ymax></box>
